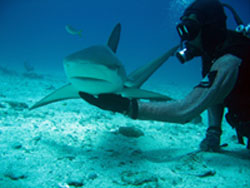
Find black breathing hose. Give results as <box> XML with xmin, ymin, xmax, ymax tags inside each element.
<box><xmin>222</xmin><ymin>3</ymin><xmax>244</xmax><ymax>26</ymax></box>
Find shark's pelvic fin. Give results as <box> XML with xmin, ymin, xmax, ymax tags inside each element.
<box><xmin>118</xmin><ymin>88</ymin><xmax>172</xmax><ymax>101</ymax></box>
<box><xmin>30</xmin><ymin>84</ymin><xmax>80</xmax><ymax>110</ymax></box>
<box><xmin>125</xmin><ymin>45</ymin><xmax>179</xmax><ymax>88</ymax></box>
<box><xmin>107</xmin><ymin>23</ymin><xmax>121</xmax><ymax>53</ymax></box>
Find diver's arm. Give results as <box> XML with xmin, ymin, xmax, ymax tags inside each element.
<box><xmin>137</xmin><ymin>54</ymin><xmax>241</xmax><ymax>124</ymax></box>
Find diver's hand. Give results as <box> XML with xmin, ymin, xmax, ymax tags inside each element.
<box><xmin>79</xmin><ymin>92</ymin><xmax>129</xmax><ymax>113</ymax></box>
<box><xmin>79</xmin><ymin>92</ymin><xmax>138</xmax><ymax>118</ymax></box>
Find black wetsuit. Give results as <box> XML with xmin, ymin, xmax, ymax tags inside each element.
<box><xmin>219</xmin><ymin>31</ymin><xmax>250</xmax><ymax>148</ymax></box>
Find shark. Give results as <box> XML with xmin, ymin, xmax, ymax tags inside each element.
<box><xmin>30</xmin><ymin>23</ymin><xmax>178</xmax><ymax>110</ymax></box>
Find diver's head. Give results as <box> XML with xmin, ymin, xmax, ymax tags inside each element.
<box><xmin>176</xmin><ymin>14</ymin><xmax>203</xmax><ymax>63</ymax></box>
<box><xmin>176</xmin><ymin>0</ymin><xmax>227</xmax><ymax>63</ymax></box>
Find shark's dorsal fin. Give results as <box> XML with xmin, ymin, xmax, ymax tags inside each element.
<box><xmin>107</xmin><ymin>23</ymin><xmax>121</xmax><ymax>53</ymax></box>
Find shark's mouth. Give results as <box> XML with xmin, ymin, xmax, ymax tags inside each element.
<box><xmin>71</xmin><ymin>76</ymin><xmax>109</xmax><ymax>83</ymax></box>
<box><xmin>70</xmin><ymin>76</ymin><xmax>119</xmax><ymax>95</ymax></box>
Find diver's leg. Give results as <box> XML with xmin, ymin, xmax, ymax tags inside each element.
<box><xmin>200</xmin><ymin>104</ymin><xmax>224</xmax><ymax>151</ymax></box>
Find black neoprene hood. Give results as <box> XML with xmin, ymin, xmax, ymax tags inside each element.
<box><xmin>182</xmin><ymin>0</ymin><xmax>228</xmax><ymax>54</ymax></box>
<box><xmin>182</xmin><ymin>0</ymin><xmax>227</xmax><ymax>26</ymax></box>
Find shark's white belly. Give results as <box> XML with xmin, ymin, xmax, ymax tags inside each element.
<box><xmin>64</xmin><ymin>61</ymin><xmax>125</xmax><ymax>95</ymax></box>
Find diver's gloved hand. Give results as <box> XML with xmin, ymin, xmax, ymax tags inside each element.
<box><xmin>79</xmin><ymin>92</ymin><xmax>138</xmax><ymax>119</ymax></box>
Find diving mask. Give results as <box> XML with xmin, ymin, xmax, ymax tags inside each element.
<box><xmin>176</xmin><ymin>19</ymin><xmax>201</xmax><ymax>41</ymax></box>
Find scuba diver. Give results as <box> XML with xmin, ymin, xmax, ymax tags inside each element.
<box><xmin>79</xmin><ymin>0</ymin><xmax>250</xmax><ymax>152</ymax></box>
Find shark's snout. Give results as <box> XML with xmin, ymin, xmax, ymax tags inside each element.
<box><xmin>64</xmin><ymin>60</ymin><xmax>111</xmax><ymax>80</ymax></box>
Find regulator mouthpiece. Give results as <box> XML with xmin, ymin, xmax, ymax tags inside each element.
<box><xmin>176</xmin><ymin>42</ymin><xmax>197</xmax><ymax>64</ymax></box>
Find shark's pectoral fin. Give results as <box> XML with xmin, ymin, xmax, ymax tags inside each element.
<box><xmin>30</xmin><ymin>84</ymin><xmax>80</xmax><ymax>110</ymax></box>
<box><xmin>118</xmin><ymin>88</ymin><xmax>172</xmax><ymax>101</ymax></box>
<box><xmin>125</xmin><ymin>45</ymin><xmax>179</xmax><ymax>88</ymax></box>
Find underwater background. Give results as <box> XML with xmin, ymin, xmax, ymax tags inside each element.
<box><xmin>0</xmin><ymin>1</ymin><xmax>250</xmax><ymax>188</ymax></box>
<box><xmin>1</xmin><ymin>0</ymin><xmax>249</xmax><ymax>85</ymax></box>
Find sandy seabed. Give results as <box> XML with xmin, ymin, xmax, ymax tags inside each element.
<box><xmin>0</xmin><ymin>68</ymin><xmax>249</xmax><ymax>188</ymax></box>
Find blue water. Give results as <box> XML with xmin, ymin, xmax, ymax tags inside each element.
<box><xmin>0</xmin><ymin>0</ymin><xmax>249</xmax><ymax>85</ymax></box>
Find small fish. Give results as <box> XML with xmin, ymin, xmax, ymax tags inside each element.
<box><xmin>57</xmin><ymin>183</ymin><xmax>70</xmax><ymax>188</ymax></box>
<box><xmin>197</xmin><ymin>170</ymin><xmax>216</xmax><ymax>178</ymax></box>
<box><xmin>118</xmin><ymin>126</ymin><xmax>144</xmax><ymax>138</ymax></box>
<box><xmin>65</xmin><ymin>24</ymin><xmax>82</xmax><ymax>37</ymax></box>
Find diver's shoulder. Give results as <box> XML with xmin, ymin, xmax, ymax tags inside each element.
<box><xmin>212</xmin><ymin>54</ymin><xmax>241</xmax><ymax>71</ymax></box>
